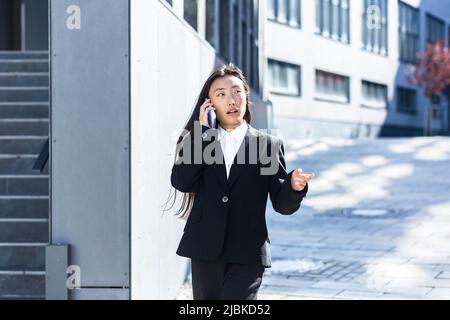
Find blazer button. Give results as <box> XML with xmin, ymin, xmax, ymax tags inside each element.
<box><xmin>222</xmin><ymin>196</ymin><xmax>229</xmax><ymax>203</ymax></box>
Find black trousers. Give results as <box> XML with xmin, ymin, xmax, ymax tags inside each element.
<box><xmin>191</xmin><ymin>258</ymin><xmax>265</xmax><ymax>300</ymax></box>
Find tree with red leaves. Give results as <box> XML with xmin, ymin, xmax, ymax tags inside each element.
<box><xmin>407</xmin><ymin>40</ymin><xmax>450</xmax><ymax>135</ymax></box>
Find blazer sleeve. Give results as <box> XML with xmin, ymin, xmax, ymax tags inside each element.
<box><xmin>269</xmin><ymin>138</ymin><xmax>308</xmax><ymax>215</ymax></box>
<box><xmin>170</xmin><ymin>124</ymin><xmax>215</xmax><ymax>193</ymax></box>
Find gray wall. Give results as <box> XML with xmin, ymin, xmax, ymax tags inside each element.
<box><xmin>130</xmin><ymin>1</ymin><xmax>268</xmax><ymax>299</ymax></box>
<box><xmin>50</xmin><ymin>0</ymin><xmax>268</xmax><ymax>300</ymax></box>
<box><xmin>130</xmin><ymin>0</ymin><xmax>214</xmax><ymax>300</ymax></box>
<box><xmin>50</xmin><ymin>0</ymin><xmax>130</xmax><ymax>299</ymax></box>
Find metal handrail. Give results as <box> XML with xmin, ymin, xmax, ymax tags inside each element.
<box><xmin>33</xmin><ymin>138</ymin><xmax>49</xmax><ymax>173</ymax></box>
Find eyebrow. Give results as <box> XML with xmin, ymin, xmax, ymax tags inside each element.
<box><xmin>214</xmin><ymin>85</ymin><xmax>242</xmax><ymax>93</ymax></box>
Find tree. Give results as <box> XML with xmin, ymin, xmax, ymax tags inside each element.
<box><xmin>407</xmin><ymin>40</ymin><xmax>450</xmax><ymax>135</ymax></box>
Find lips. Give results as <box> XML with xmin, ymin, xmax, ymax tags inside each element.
<box><xmin>227</xmin><ymin>110</ymin><xmax>239</xmax><ymax>115</ymax></box>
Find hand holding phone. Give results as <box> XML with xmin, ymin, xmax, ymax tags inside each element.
<box><xmin>199</xmin><ymin>97</ymin><xmax>217</xmax><ymax>128</ymax></box>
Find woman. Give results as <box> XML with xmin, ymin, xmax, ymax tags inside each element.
<box><xmin>169</xmin><ymin>63</ymin><xmax>315</xmax><ymax>300</ymax></box>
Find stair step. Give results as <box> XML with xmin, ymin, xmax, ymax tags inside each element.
<box><xmin>0</xmin><ymin>51</ymin><xmax>49</xmax><ymax>60</ymax></box>
<box><xmin>0</xmin><ymin>196</ymin><xmax>48</xmax><ymax>200</ymax></box>
<box><xmin>0</xmin><ymin>73</ymin><xmax>49</xmax><ymax>87</ymax></box>
<box><xmin>0</xmin><ymin>197</ymin><xmax>49</xmax><ymax>219</ymax></box>
<box><xmin>0</xmin><ymin>136</ymin><xmax>47</xmax><ymax>155</ymax></box>
<box><xmin>0</xmin><ymin>242</ymin><xmax>48</xmax><ymax>246</ymax></box>
<box><xmin>0</xmin><ymin>119</ymin><xmax>49</xmax><ymax>136</ymax></box>
<box><xmin>0</xmin><ymin>268</ymin><xmax>45</xmax><ymax>274</ymax></box>
<box><xmin>0</xmin><ymin>219</ymin><xmax>48</xmax><ymax>222</ymax></box>
<box><xmin>0</xmin><ymin>52</ymin><xmax>50</xmax><ymax>297</ymax></box>
<box><xmin>0</xmin><ymin>274</ymin><xmax>45</xmax><ymax>296</ymax></box>
<box><xmin>0</xmin><ymin>156</ymin><xmax>44</xmax><ymax>175</ymax></box>
<box><xmin>0</xmin><ymin>103</ymin><xmax>49</xmax><ymax>119</ymax></box>
<box><xmin>0</xmin><ymin>87</ymin><xmax>49</xmax><ymax>102</ymax></box>
<box><xmin>0</xmin><ymin>246</ymin><xmax>45</xmax><ymax>270</ymax></box>
<box><xmin>0</xmin><ymin>176</ymin><xmax>49</xmax><ymax>196</ymax></box>
<box><xmin>0</xmin><ymin>61</ymin><xmax>49</xmax><ymax>73</ymax></box>
<box><xmin>0</xmin><ymin>220</ymin><xmax>49</xmax><ymax>242</ymax></box>
<box><xmin>0</xmin><ymin>294</ymin><xmax>44</xmax><ymax>300</ymax></box>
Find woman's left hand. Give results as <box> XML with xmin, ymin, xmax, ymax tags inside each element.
<box><xmin>291</xmin><ymin>168</ymin><xmax>315</xmax><ymax>191</ymax></box>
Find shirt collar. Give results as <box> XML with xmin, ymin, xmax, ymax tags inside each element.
<box><xmin>218</xmin><ymin>120</ymin><xmax>248</xmax><ymax>141</ymax></box>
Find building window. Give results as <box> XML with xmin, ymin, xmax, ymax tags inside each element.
<box><xmin>218</xmin><ymin>0</ymin><xmax>260</xmax><ymax>94</ymax></box>
<box><xmin>219</xmin><ymin>0</ymin><xmax>230</xmax><ymax>61</ymax></box>
<box><xmin>429</xmin><ymin>94</ymin><xmax>441</xmax><ymax>119</ymax></box>
<box><xmin>232</xmin><ymin>1</ymin><xmax>239</xmax><ymax>65</ymax></box>
<box><xmin>205</xmin><ymin>0</ymin><xmax>216</xmax><ymax>48</ymax></box>
<box><xmin>315</xmin><ymin>70</ymin><xmax>350</xmax><ymax>103</ymax></box>
<box><xmin>362</xmin><ymin>0</ymin><xmax>388</xmax><ymax>55</ymax></box>
<box><xmin>268</xmin><ymin>0</ymin><xmax>301</xmax><ymax>28</ymax></box>
<box><xmin>396</xmin><ymin>87</ymin><xmax>417</xmax><ymax>114</ymax></box>
<box><xmin>361</xmin><ymin>80</ymin><xmax>388</xmax><ymax>109</ymax></box>
<box><xmin>180</xmin><ymin>0</ymin><xmax>260</xmax><ymax>94</ymax></box>
<box><xmin>449</xmin><ymin>26</ymin><xmax>450</xmax><ymax>47</ymax></box>
<box><xmin>184</xmin><ymin>0</ymin><xmax>198</xmax><ymax>31</ymax></box>
<box><xmin>398</xmin><ymin>1</ymin><xmax>419</xmax><ymax>64</ymax></box>
<box><xmin>426</xmin><ymin>13</ymin><xmax>445</xmax><ymax>44</ymax></box>
<box><xmin>268</xmin><ymin>59</ymin><xmax>301</xmax><ymax>96</ymax></box>
<box><xmin>316</xmin><ymin>0</ymin><xmax>350</xmax><ymax>43</ymax></box>
<box><xmin>250</xmin><ymin>1</ymin><xmax>260</xmax><ymax>93</ymax></box>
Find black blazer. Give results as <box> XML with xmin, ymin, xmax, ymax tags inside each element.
<box><xmin>171</xmin><ymin>123</ymin><xmax>309</xmax><ymax>267</ymax></box>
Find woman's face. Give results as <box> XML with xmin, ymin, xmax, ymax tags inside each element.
<box><xmin>208</xmin><ymin>75</ymin><xmax>247</xmax><ymax>130</ymax></box>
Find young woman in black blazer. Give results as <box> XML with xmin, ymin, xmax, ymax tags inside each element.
<box><xmin>168</xmin><ymin>63</ymin><xmax>315</xmax><ymax>300</ymax></box>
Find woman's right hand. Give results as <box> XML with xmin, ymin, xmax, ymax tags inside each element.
<box><xmin>199</xmin><ymin>98</ymin><xmax>216</xmax><ymax>127</ymax></box>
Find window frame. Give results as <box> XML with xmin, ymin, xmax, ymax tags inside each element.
<box><xmin>398</xmin><ymin>0</ymin><xmax>420</xmax><ymax>64</ymax></box>
<box><xmin>426</xmin><ymin>12</ymin><xmax>445</xmax><ymax>45</ymax></box>
<box><xmin>268</xmin><ymin>0</ymin><xmax>302</xmax><ymax>29</ymax></box>
<box><xmin>362</xmin><ymin>0</ymin><xmax>388</xmax><ymax>56</ymax></box>
<box><xmin>396</xmin><ymin>86</ymin><xmax>418</xmax><ymax>115</ymax></box>
<box><xmin>361</xmin><ymin>80</ymin><xmax>388</xmax><ymax>109</ymax></box>
<box><xmin>315</xmin><ymin>0</ymin><xmax>351</xmax><ymax>44</ymax></box>
<box><xmin>314</xmin><ymin>69</ymin><xmax>351</xmax><ymax>104</ymax></box>
<box><xmin>268</xmin><ymin>58</ymin><xmax>302</xmax><ymax>97</ymax></box>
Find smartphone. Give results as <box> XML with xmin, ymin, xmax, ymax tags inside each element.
<box><xmin>207</xmin><ymin>98</ymin><xmax>217</xmax><ymax>129</ymax></box>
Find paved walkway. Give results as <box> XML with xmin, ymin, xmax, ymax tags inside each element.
<box><xmin>176</xmin><ymin>136</ymin><xmax>450</xmax><ymax>300</ymax></box>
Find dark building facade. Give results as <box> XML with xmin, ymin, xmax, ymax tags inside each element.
<box><xmin>0</xmin><ymin>0</ymin><xmax>49</xmax><ymax>51</ymax></box>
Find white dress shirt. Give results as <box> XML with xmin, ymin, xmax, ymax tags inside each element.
<box><xmin>217</xmin><ymin>120</ymin><xmax>248</xmax><ymax>179</ymax></box>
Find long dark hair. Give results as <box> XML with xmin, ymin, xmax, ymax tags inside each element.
<box><xmin>163</xmin><ymin>63</ymin><xmax>253</xmax><ymax>219</ymax></box>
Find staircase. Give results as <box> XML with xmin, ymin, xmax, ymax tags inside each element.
<box><xmin>0</xmin><ymin>51</ymin><xmax>49</xmax><ymax>299</ymax></box>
